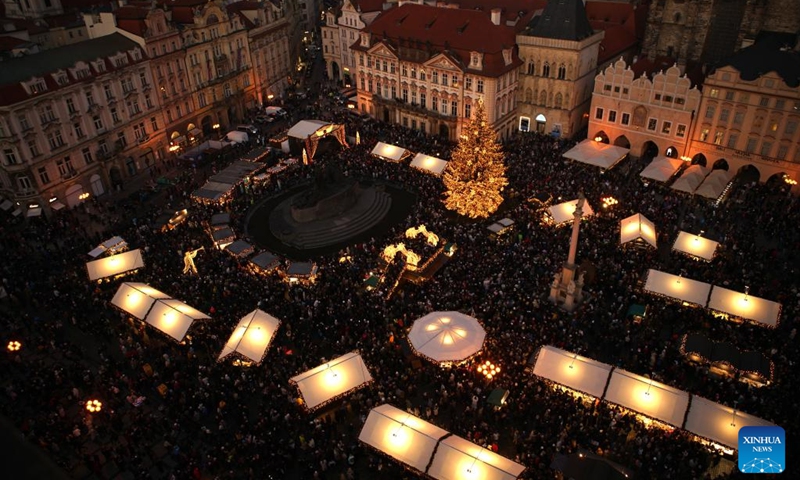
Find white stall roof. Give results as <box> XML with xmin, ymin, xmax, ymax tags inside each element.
<box><xmin>371</xmin><ymin>142</ymin><xmax>410</xmax><ymax>162</ymax></box>
<box><xmin>546</xmin><ymin>199</ymin><xmax>594</xmax><ymax>225</ymax></box>
<box><xmin>672</xmin><ymin>231</ymin><xmax>719</xmax><ymax>261</ymax></box>
<box><xmin>708</xmin><ymin>286</ymin><xmax>781</xmax><ymax>327</ymax></box>
<box><xmin>640</xmin><ymin>156</ymin><xmax>684</xmax><ymax>182</ymax></box>
<box><xmin>562</xmin><ymin>139</ymin><xmax>629</xmax><ymax>170</ymax></box>
<box><xmin>671</xmin><ymin>165</ymin><xmax>710</xmax><ymax>193</ymax></box>
<box><xmin>410</xmin><ymin>154</ymin><xmax>448</xmax><ymax>175</ymax></box>
<box><xmin>619</xmin><ymin>213</ymin><xmax>657</xmax><ymax>248</ymax></box>
<box><xmin>428</xmin><ymin>435</ymin><xmax>526</xmax><ymax>480</ymax></box>
<box><xmin>288</xmin><ymin>119</ymin><xmax>331</xmax><ymax>139</ymax></box>
<box><xmin>144</xmin><ymin>299</ymin><xmax>210</xmax><ymax>342</ymax></box>
<box><xmin>290</xmin><ymin>352</ymin><xmax>373</xmax><ymax>410</ymax></box>
<box><xmin>408</xmin><ymin>312</ymin><xmax>486</xmax><ymax>364</ymax></box>
<box><xmin>86</xmin><ymin>249</ymin><xmax>144</xmax><ymax>281</ymax></box>
<box><xmin>88</xmin><ymin>236</ymin><xmax>127</xmax><ymax>257</ymax></box>
<box><xmin>684</xmin><ymin>395</ymin><xmax>778</xmax><ymax>450</ymax></box>
<box><xmin>695</xmin><ymin>169</ymin><xmax>733</xmax><ymax>199</ymax></box>
<box><xmin>604</xmin><ymin>369</ymin><xmax>690</xmax><ymax>427</ymax></box>
<box><xmin>111</xmin><ymin>282</ymin><xmax>170</xmax><ymax>320</ymax></box>
<box><xmin>643</xmin><ymin>269</ymin><xmax>712</xmax><ymax>306</ymax></box>
<box><xmin>359</xmin><ymin>404</ymin><xmax>449</xmax><ymax>473</ymax></box>
<box><xmin>218</xmin><ymin>309</ymin><xmax>281</xmax><ymax>363</ymax></box>
<box><xmin>532</xmin><ymin>346</ymin><xmax>614</xmax><ymax>398</ymax></box>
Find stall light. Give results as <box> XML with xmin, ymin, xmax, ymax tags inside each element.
<box><xmin>29</xmin><ymin>203</ymin><xmax>40</xmax><ymax>209</ymax></box>
<box><xmin>212</xmin><ymin>123</ymin><xmax>220</xmax><ymax>130</ymax></box>
<box><xmin>680</xmin><ymin>155</ymin><xmax>692</xmax><ymax>162</ymax></box>
<box><xmin>568</xmin><ymin>353</ymin><xmax>578</xmax><ymax>369</ymax></box>
<box><xmin>7</xmin><ymin>340</ymin><xmax>21</xmax><ymax>352</ymax></box>
<box><xmin>601</xmin><ymin>196</ymin><xmax>618</xmax><ymax>208</ymax></box>
<box><xmin>730</xmin><ymin>408</ymin><xmax>738</xmax><ymax>427</ymax></box>
<box><xmin>85</xmin><ymin>399</ymin><xmax>103</xmax><ymax>413</ymax></box>
<box><xmin>594</xmin><ymin>136</ymin><xmax>603</xmax><ymax>142</ymax></box>
<box><xmin>79</xmin><ymin>193</ymin><xmax>90</xmax><ymax>200</ymax></box>
<box><xmin>743</xmin><ymin>286</ymin><xmax>750</xmax><ymax>302</ymax></box>
<box><xmin>784</xmin><ymin>175</ymin><xmax>797</xmax><ymax>185</ymax></box>
<box><xmin>49</xmin><ymin>197</ymin><xmax>58</xmax><ymax>203</ymax></box>
<box><xmin>169</xmin><ymin>145</ymin><xmax>181</xmax><ymax>152</ymax></box>
<box><xmin>267</xmin><ymin>94</ymin><xmax>274</xmax><ymax>100</ymax></box>
<box><xmin>392</xmin><ymin>414</ymin><xmax>411</xmax><ymax>438</ymax></box>
<box><xmin>644</xmin><ymin>378</ymin><xmax>654</xmax><ymax>396</ymax></box>
<box><xmin>466</xmin><ymin>447</ymin><xmax>484</xmax><ymax>475</ymax></box>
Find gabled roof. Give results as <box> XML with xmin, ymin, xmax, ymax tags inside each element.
<box><xmin>351</xmin><ymin>0</ymin><xmax>386</xmax><ymax>13</ymax></box>
<box><xmin>353</xmin><ymin>4</ymin><xmax>520</xmax><ymax>77</ymax></box>
<box><xmin>528</xmin><ymin>0</ymin><xmax>594</xmax><ymax>41</ymax></box>
<box><xmin>438</xmin><ymin>0</ymin><xmax>544</xmax><ymax>32</ymax></box>
<box><xmin>715</xmin><ymin>33</ymin><xmax>800</xmax><ymax>88</ymax></box>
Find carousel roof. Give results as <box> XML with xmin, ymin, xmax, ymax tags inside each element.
<box><xmin>408</xmin><ymin>311</ymin><xmax>486</xmax><ymax>363</ymax></box>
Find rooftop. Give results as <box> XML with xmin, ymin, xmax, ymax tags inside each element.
<box><xmin>716</xmin><ymin>33</ymin><xmax>800</xmax><ymax>88</ymax></box>
<box><xmin>527</xmin><ymin>0</ymin><xmax>594</xmax><ymax>41</ymax></box>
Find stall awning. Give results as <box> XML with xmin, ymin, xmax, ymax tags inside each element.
<box><xmin>50</xmin><ymin>201</ymin><xmax>66</xmax><ymax>211</ymax></box>
<box><xmin>0</xmin><ymin>199</ymin><xmax>12</xmax><ymax>211</ymax></box>
<box><xmin>144</xmin><ymin>298</ymin><xmax>210</xmax><ymax>342</ymax></box>
<box><xmin>410</xmin><ymin>154</ymin><xmax>448</xmax><ymax>175</ymax></box>
<box><xmin>210</xmin><ymin>212</ymin><xmax>231</xmax><ymax>226</ymax></box>
<box><xmin>532</xmin><ymin>346</ymin><xmax>614</xmax><ymax>399</ymax></box>
<box><xmin>408</xmin><ymin>311</ymin><xmax>486</xmax><ymax>364</ymax></box>
<box><xmin>226</xmin><ymin>240</ymin><xmax>254</xmax><ymax>258</ymax></box>
<box><xmin>111</xmin><ymin>282</ymin><xmax>170</xmax><ymax>320</ymax></box>
<box><xmin>89</xmin><ymin>236</ymin><xmax>128</xmax><ymax>258</ymax></box>
<box><xmin>26</xmin><ymin>207</ymin><xmax>42</xmax><ymax>217</ymax></box>
<box><xmin>86</xmin><ymin>249</ymin><xmax>144</xmax><ymax>281</ymax></box>
<box><xmin>562</xmin><ymin>139</ymin><xmax>629</xmax><ymax>170</ymax></box>
<box><xmin>619</xmin><ymin>213</ymin><xmax>657</xmax><ymax>247</ymax></box>
<box><xmin>684</xmin><ymin>395</ymin><xmax>777</xmax><ymax>450</ymax></box>
<box><xmin>707</xmin><ymin>286</ymin><xmax>781</xmax><ymax>327</ymax></box>
<box><xmin>640</xmin><ymin>156</ymin><xmax>684</xmax><ymax>182</ymax></box>
<box><xmin>359</xmin><ymin>404</ymin><xmax>449</xmax><ymax>473</ymax></box>
<box><xmin>672</xmin><ymin>231</ymin><xmax>719</xmax><ymax>261</ymax></box>
<box><xmin>371</xmin><ymin>142</ymin><xmax>411</xmax><ymax>162</ymax></box>
<box><xmin>218</xmin><ymin>309</ymin><xmax>281</xmax><ymax>364</ymax></box>
<box><xmin>546</xmin><ymin>199</ymin><xmax>594</xmax><ymax>225</ymax></box>
<box><xmin>695</xmin><ymin>169</ymin><xmax>733</xmax><ymax>199</ymax></box>
<box><xmin>428</xmin><ymin>435</ymin><xmax>526</xmax><ymax>480</ymax></box>
<box><xmin>290</xmin><ymin>352</ymin><xmax>373</xmax><ymax>410</ymax></box>
<box><xmin>287</xmin><ymin>119</ymin><xmax>332</xmax><ymax>139</ymax></box>
<box><xmin>188</xmin><ymin>128</ymin><xmax>202</xmax><ymax>137</ymax></box>
<box><xmin>671</xmin><ymin>165</ymin><xmax>710</xmax><ymax>193</ymax></box>
<box><xmin>643</xmin><ymin>269</ymin><xmax>712</xmax><ymax>307</ymax></box>
<box><xmin>604</xmin><ymin>369</ymin><xmax>690</xmax><ymax>427</ymax></box>
<box><xmin>250</xmin><ymin>251</ymin><xmax>280</xmax><ymax>271</ymax></box>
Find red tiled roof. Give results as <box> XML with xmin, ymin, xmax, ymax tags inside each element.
<box><xmin>353</xmin><ymin>4</ymin><xmax>521</xmax><ymax>77</ymax></box>
<box><xmin>585</xmin><ymin>1</ymin><xmax>634</xmax><ymax>26</ymax></box>
<box><xmin>0</xmin><ymin>36</ymin><xmax>28</xmax><ymax>51</ymax></box>
<box><xmin>170</xmin><ymin>6</ymin><xmax>197</xmax><ymax>24</ymax></box>
<box><xmin>436</xmin><ymin>0</ymin><xmax>545</xmax><ymax>31</ymax></box>
<box><xmin>117</xmin><ymin>19</ymin><xmax>147</xmax><ymax>36</ymax></box>
<box><xmin>630</xmin><ymin>55</ymin><xmax>677</xmax><ymax>78</ymax></box>
<box><xmin>597</xmin><ymin>24</ymin><xmax>637</xmax><ymax>64</ymax></box>
<box><xmin>116</xmin><ymin>5</ymin><xmax>150</xmax><ymax>20</ymax></box>
<box><xmin>352</xmin><ymin>0</ymin><xmax>387</xmax><ymax>13</ymax></box>
<box><xmin>226</xmin><ymin>2</ymin><xmax>260</xmax><ymax>29</ymax></box>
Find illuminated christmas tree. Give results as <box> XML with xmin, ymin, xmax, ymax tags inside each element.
<box><xmin>443</xmin><ymin>99</ymin><xmax>507</xmax><ymax>218</ymax></box>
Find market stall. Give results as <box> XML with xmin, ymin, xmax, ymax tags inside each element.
<box><xmin>290</xmin><ymin>351</ymin><xmax>373</xmax><ymax>410</ymax></box>
<box><xmin>544</xmin><ymin>199</ymin><xmax>594</xmax><ymax>226</ymax></box>
<box><xmin>684</xmin><ymin>395</ymin><xmax>777</xmax><ymax>451</ymax></box>
<box><xmin>672</xmin><ymin>231</ymin><xmax>719</xmax><ymax>261</ymax></box>
<box><xmin>707</xmin><ymin>286</ymin><xmax>781</xmax><ymax>328</ymax></box>
<box><xmin>225</xmin><ymin>240</ymin><xmax>254</xmax><ymax>258</ymax></box>
<box><xmin>619</xmin><ymin>213</ymin><xmax>657</xmax><ymax>248</ymax></box>
<box><xmin>604</xmin><ymin>369</ymin><xmax>690</xmax><ymax>427</ymax></box>
<box><xmin>671</xmin><ymin>165</ymin><xmax>710</xmax><ymax>194</ymax></box>
<box><xmin>249</xmin><ymin>251</ymin><xmax>281</xmax><ymax>274</ymax></box>
<box><xmin>562</xmin><ymin>139</ymin><xmax>629</xmax><ymax>170</ymax></box>
<box><xmin>218</xmin><ymin>309</ymin><xmax>281</xmax><ymax>365</ymax></box>
<box><xmin>111</xmin><ymin>282</ymin><xmax>170</xmax><ymax>320</ymax></box>
<box><xmin>531</xmin><ymin>346</ymin><xmax>614</xmax><ymax>399</ymax></box>
<box><xmin>144</xmin><ymin>298</ymin><xmax>210</xmax><ymax>342</ymax></box>
<box><xmin>408</xmin><ymin>311</ymin><xmax>486</xmax><ymax>365</ymax></box>
<box><xmin>640</xmin><ymin>156</ymin><xmax>684</xmax><ymax>183</ymax></box>
<box><xmin>371</xmin><ymin>142</ymin><xmax>412</xmax><ymax>162</ymax></box>
<box><xmin>643</xmin><ymin>269</ymin><xmax>712</xmax><ymax>307</ymax></box>
<box><xmin>487</xmin><ymin>218</ymin><xmax>515</xmax><ymax>236</ymax></box>
<box><xmin>427</xmin><ymin>436</ymin><xmax>526</xmax><ymax>480</ymax></box>
<box><xmin>695</xmin><ymin>169</ymin><xmax>733</xmax><ymax>199</ymax></box>
<box><xmin>410</xmin><ymin>154</ymin><xmax>448</xmax><ymax>175</ymax></box>
<box><xmin>191</xmin><ymin>161</ymin><xmax>262</xmax><ymax>204</ymax></box>
<box><xmin>86</xmin><ymin>249</ymin><xmax>144</xmax><ymax>281</ymax></box>
<box><xmin>88</xmin><ymin>236</ymin><xmax>128</xmax><ymax>258</ymax></box>
<box><xmin>358</xmin><ymin>404</ymin><xmax>449</xmax><ymax>474</ymax></box>
<box><xmin>283</xmin><ymin>261</ymin><xmax>318</xmax><ymax>284</ymax></box>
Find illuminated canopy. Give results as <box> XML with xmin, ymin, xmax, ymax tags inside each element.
<box><xmin>708</xmin><ymin>286</ymin><xmax>781</xmax><ymax>327</ymax></box>
<box><xmin>643</xmin><ymin>269</ymin><xmax>712</xmax><ymax>307</ymax></box>
<box><xmin>287</xmin><ymin>119</ymin><xmax>332</xmax><ymax>139</ymax></box>
<box><xmin>672</xmin><ymin>231</ymin><xmax>719</xmax><ymax>261</ymax></box>
<box><xmin>88</xmin><ymin>236</ymin><xmax>127</xmax><ymax>257</ymax></box>
<box><xmin>408</xmin><ymin>311</ymin><xmax>486</xmax><ymax>364</ymax></box>
<box><xmin>218</xmin><ymin>309</ymin><xmax>281</xmax><ymax>364</ymax></box>
<box><xmin>428</xmin><ymin>435</ymin><xmax>526</xmax><ymax>480</ymax></box>
<box><xmin>532</xmin><ymin>346</ymin><xmax>614</xmax><ymax>398</ymax></box>
<box><xmin>640</xmin><ymin>156</ymin><xmax>684</xmax><ymax>182</ymax></box>
<box><xmin>111</xmin><ymin>282</ymin><xmax>170</xmax><ymax>320</ymax></box>
<box><xmin>619</xmin><ymin>213</ymin><xmax>657</xmax><ymax>248</ymax></box>
<box><xmin>546</xmin><ymin>199</ymin><xmax>594</xmax><ymax>225</ymax></box>
<box><xmin>86</xmin><ymin>249</ymin><xmax>144</xmax><ymax>281</ymax></box>
<box><xmin>410</xmin><ymin>153</ymin><xmax>448</xmax><ymax>175</ymax></box>
<box><xmin>684</xmin><ymin>395</ymin><xmax>777</xmax><ymax>450</ymax></box>
<box><xmin>671</xmin><ymin>165</ymin><xmax>710</xmax><ymax>194</ymax></box>
<box><xmin>290</xmin><ymin>351</ymin><xmax>373</xmax><ymax>410</ymax></box>
<box><xmin>563</xmin><ymin>139</ymin><xmax>629</xmax><ymax>169</ymax></box>
<box><xmin>144</xmin><ymin>298</ymin><xmax>210</xmax><ymax>342</ymax></box>
<box><xmin>604</xmin><ymin>369</ymin><xmax>690</xmax><ymax>427</ymax></box>
<box><xmin>695</xmin><ymin>169</ymin><xmax>733</xmax><ymax>199</ymax></box>
<box><xmin>371</xmin><ymin>142</ymin><xmax>411</xmax><ymax>162</ymax></box>
<box><xmin>359</xmin><ymin>404</ymin><xmax>449</xmax><ymax>474</ymax></box>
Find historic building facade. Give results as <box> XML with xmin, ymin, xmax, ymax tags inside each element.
<box><xmin>589</xmin><ymin>58</ymin><xmax>701</xmax><ymax>158</ymax></box>
<box><xmin>321</xmin><ymin>0</ymin><xmax>387</xmax><ymax>88</ymax></box>
<box><xmin>351</xmin><ymin>3</ymin><xmax>522</xmax><ymax>141</ymax></box>
<box><xmin>0</xmin><ymin>34</ymin><xmax>163</xmax><ymax>215</ymax></box>
<box><xmin>516</xmin><ymin>0</ymin><xmax>603</xmax><ymax>137</ymax></box>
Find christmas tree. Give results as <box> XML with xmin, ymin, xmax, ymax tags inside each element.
<box><xmin>443</xmin><ymin>99</ymin><xmax>508</xmax><ymax>218</ymax></box>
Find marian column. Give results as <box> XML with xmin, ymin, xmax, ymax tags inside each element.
<box><xmin>549</xmin><ymin>192</ymin><xmax>586</xmax><ymax>311</ymax></box>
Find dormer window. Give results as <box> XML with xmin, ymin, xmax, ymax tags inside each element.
<box><xmin>131</xmin><ymin>49</ymin><xmax>141</xmax><ymax>61</ymax></box>
<box><xmin>470</xmin><ymin>52</ymin><xmax>483</xmax><ymax>70</ymax></box>
<box><xmin>55</xmin><ymin>73</ymin><xmax>69</xmax><ymax>86</ymax></box>
<box><xmin>95</xmin><ymin>61</ymin><xmax>106</xmax><ymax>73</ymax></box>
<box><xmin>76</xmin><ymin>68</ymin><xmax>91</xmax><ymax>79</ymax></box>
<box><xmin>360</xmin><ymin>33</ymin><xmax>370</xmax><ymax>48</ymax></box>
<box><xmin>113</xmin><ymin>56</ymin><xmax>128</xmax><ymax>68</ymax></box>
<box><xmin>29</xmin><ymin>79</ymin><xmax>47</xmax><ymax>94</ymax></box>
<box><xmin>502</xmin><ymin>48</ymin><xmax>512</xmax><ymax>66</ymax></box>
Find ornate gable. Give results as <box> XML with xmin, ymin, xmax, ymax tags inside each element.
<box><xmin>424</xmin><ymin>53</ymin><xmax>460</xmax><ymax>71</ymax></box>
<box><xmin>367</xmin><ymin>42</ymin><xmax>397</xmax><ymax>59</ymax></box>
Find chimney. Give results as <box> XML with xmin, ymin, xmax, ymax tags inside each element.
<box><xmin>491</xmin><ymin>8</ymin><xmax>501</xmax><ymax>26</ymax></box>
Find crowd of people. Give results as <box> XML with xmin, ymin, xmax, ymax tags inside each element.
<box><xmin>1</xmin><ymin>95</ymin><xmax>798</xmax><ymax>480</ymax></box>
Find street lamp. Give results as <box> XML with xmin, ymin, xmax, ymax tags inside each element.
<box><xmin>85</xmin><ymin>399</ymin><xmax>103</xmax><ymax>413</ymax></box>
<box><xmin>7</xmin><ymin>341</ymin><xmax>21</xmax><ymax>352</ymax></box>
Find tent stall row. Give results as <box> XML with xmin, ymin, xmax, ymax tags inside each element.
<box><xmin>371</xmin><ymin>142</ymin><xmax>412</xmax><ymax>162</ymax></box>
<box><xmin>191</xmin><ymin>160</ymin><xmax>263</xmax><ymax>204</ymax></box>
<box><xmin>681</xmin><ymin>333</ymin><xmax>774</xmax><ymax>385</ymax></box>
<box><xmin>86</xmin><ymin>248</ymin><xmax>144</xmax><ymax>281</ymax></box>
<box><xmin>111</xmin><ymin>282</ymin><xmax>210</xmax><ymax>341</ymax></box>
<box><xmin>410</xmin><ymin>153</ymin><xmax>448</xmax><ymax>175</ymax></box>
<box><xmin>531</xmin><ymin>346</ymin><xmax>777</xmax><ymax>451</ymax></box>
<box><xmin>359</xmin><ymin>404</ymin><xmax>526</xmax><ymax>479</ymax></box>
<box><xmin>88</xmin><ymin>236</ymin><xmax>128</xmax><ymax>258</ymax></box>
<box><xmin>218</xmin><ymin>309</ymin><xmax>281</xmax><ymax>365</ymax></box>
<box><xmin>643</xmin><ymin>269</ymin><xmax>782</xmax><ymax>327</ymax></box>
<box><xmin>290</xmin><ymin>351</ymin><xmax>372</xmax><ymax>410</ymax></box>
<box><xmin>640</xmin><ymin>156</ymin><xmax>684</xmax><ymax>183</ymax></box>
<box><xmin>672</xmin><ymin>231</ymin><xmax>719</xmax><ymax>261</ymax></box>
<box><xmin>695</xmin><ymin>169</ymin><xmax>733</xmax><ymax>199</ymax></box>
<box><xmin>619</xmin><ymin>213</ymin><xmax>657</xmax><ymax>248</ymax></box>
<box><xmin>562</xmin><ymin>139</ymin><xmax>629</xmax><ymax>170</ymax></box>
<box><xmin>671</xmin><ymin>165</ymin><xmax>710</xmax><ymax>194</ymax></box>
<box><xmin>544</xmin><ymin>199</ymin><xmax>594</xmax><ymax>226</ymax></box>
<box><xmin>487</xmin><ymin>218</ymin><xmax>515</xmax><ymax>236</ymax></box>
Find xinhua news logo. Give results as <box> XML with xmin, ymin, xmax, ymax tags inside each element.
<box><xmin>738</xmin><ymin>426</ymin><xmax>785</xmax><ymax>474</ymax></box>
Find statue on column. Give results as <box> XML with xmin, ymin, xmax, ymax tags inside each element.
<box><xmin>183</xmin><ymin>247</ymin><xmax>204</xmax><ymax>275</ymax></box>
<box><xmin>567</xmin><ymin>280</ymin><xmax>576</xmax><ymax>296</ymax></box>
<box><xmin>552</xmin><ymin>271</ymin><xmax>562</xmax><ymax>288</ymax></box>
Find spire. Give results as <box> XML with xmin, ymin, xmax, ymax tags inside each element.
<box><xmin>528</xmin><ymin>0</ymin><xmax>594</xmax><ymax>41</ymax></box>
